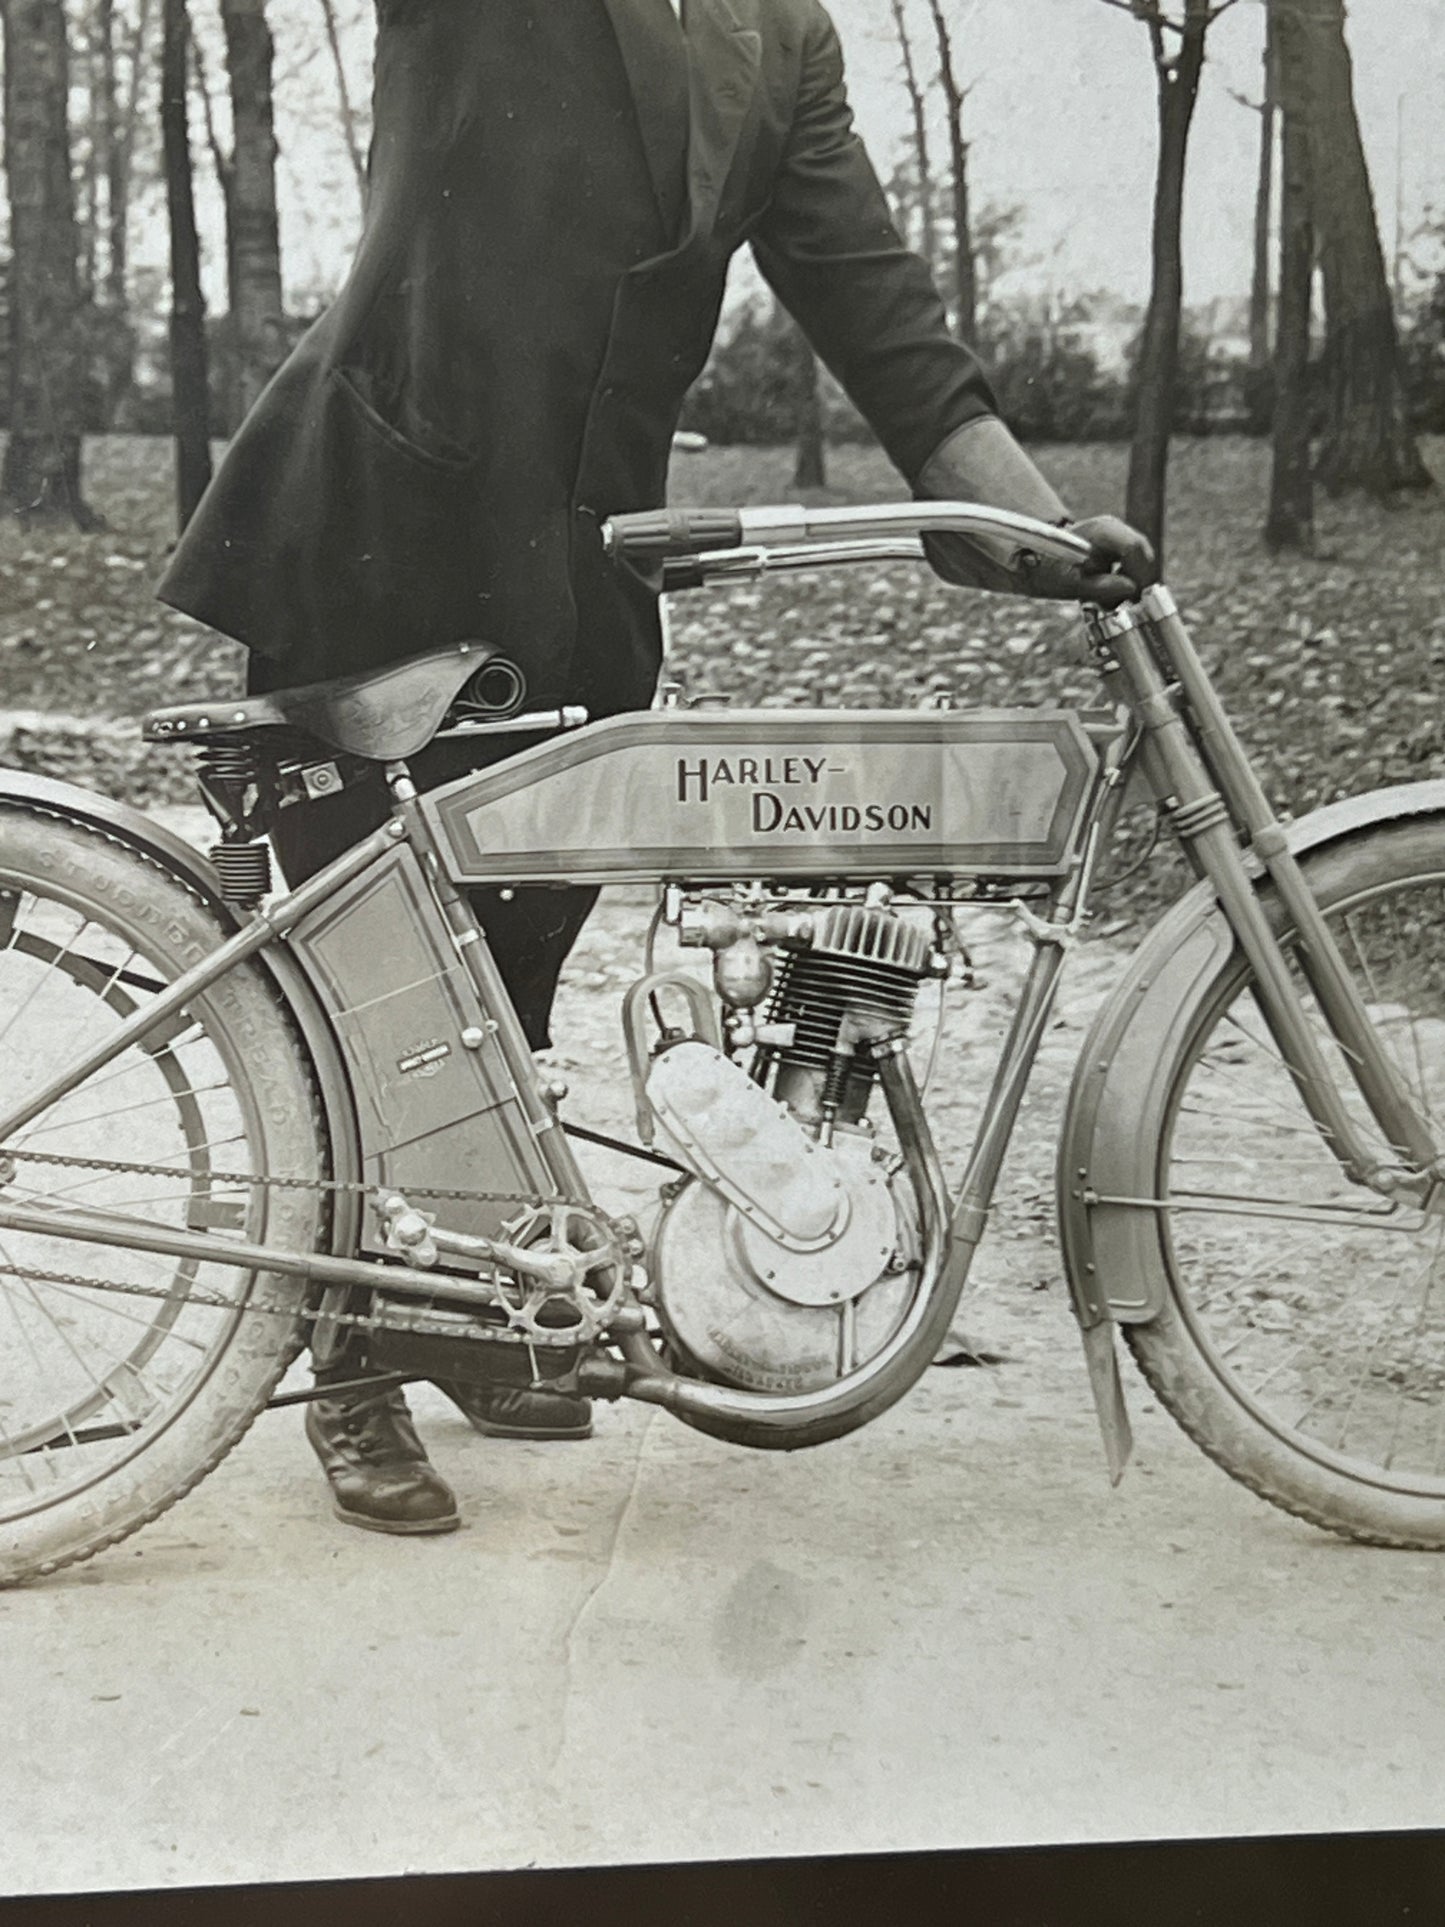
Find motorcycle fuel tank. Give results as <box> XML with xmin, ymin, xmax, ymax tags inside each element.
<box><xmin>424</xmin><ymin>707</ymin><xmax>1107</xmax><ymax>887</ymax></box>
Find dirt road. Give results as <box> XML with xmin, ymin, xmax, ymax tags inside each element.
<box><xmin>2</xmin><ymin>832</ymin><xmax>1442</xmax><ymax>1894</ymax></box>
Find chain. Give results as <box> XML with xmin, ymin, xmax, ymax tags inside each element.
<box><xmin>0</xmin><ymin>1254</ymin><xmax>543</xmax><ymax>1345</ymax></box>
<box><xmin>0</xmin><ymin>1142</ymin><xmax>565</xmax><ymax>1209</ymax></box>
<box><xmin>0</xmin><ymin>1146</ymin><xmax>632</xmax><ymax>1349</ymax></box>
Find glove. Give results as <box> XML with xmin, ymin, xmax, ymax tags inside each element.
<box><xmin>914</xmin><ymin>418</ymin><xmax>1157</xmax><ymax>607</ymax></box>
<box><xmin>1018</xmin><ymin>514</ymin><xmax>1159</xmax><ymax>609</ymax></box>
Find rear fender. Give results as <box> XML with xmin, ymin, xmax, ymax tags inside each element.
<box><xmin>1060</xmin><ymin>778</ymin><xmax>1445</xmax><ymax>1330</ymax></box>
<box><xmin>0</xmin><ymin>768</ymin><xmax>363</xmax><ymax>1275</ymax></box>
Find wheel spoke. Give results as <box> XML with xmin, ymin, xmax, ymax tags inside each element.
<box><xmin>18</xmin><ymin>1081</ymin><xmax>232</xmax><ymax>1139</ymax></box>
<box><xmin>1180</xmin><ymin>1042</ymin><xmax>1335</xmax><ymax>1142</ymax></box>
<box><xmin>0</xmin><ymin>913</ymin><xmax>93</xmax><ymax>1054</ymax></box>
<box><xmin>0</xmin><ymin>822</ymin><xmax>320</xmax><ymax>1581</ymax></box>
<box><xmin>1320</xmin><ymin>1231</ymin><xmax>1442</xmax><ymax>1457</ymax></box>
<box><xmin>1152</xmin><ymin>852</ymin><xmax>1445</xmax><ymax>1528</ymax></box>
<box><xmin>13</xmin><ymin>1025</ymin><xmax>206</xmax><ymax>1115</ymax></box>
<box><xmin>30</xmin><ymin>1274</ymin><xmax>209</xmax><ymax>1354</ymax></box>
<box><xmin>1</xmin><ymin>1233</ymin><xmax>137</xmax><ymax>1417</ymax></box>
<box><xmin>0</xmin><ymin>1284</ymin><xmax>67</xmax><ymax>1478</ymax></box>
<box><xmin>1380</xmin><ymin>1227</ymin><xmax>1445</xmax><ymax>1471</ymax></box>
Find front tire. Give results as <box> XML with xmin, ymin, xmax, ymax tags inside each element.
<box><xmin>1124</xmin><ymin>818</ymin><xmax>1445</xmax><ymax>1547</ymax></box>
<box><xmin>0</xmin><ymin>808</ymin><xmax>326</xmax><ymax>1584</ymax></box>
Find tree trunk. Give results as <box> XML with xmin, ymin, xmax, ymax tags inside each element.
<box><xmin>924</xmin><ymin>0</ymin><xmax>975</xmax><ymax>345</ymax></box>
<box><xmin>1265</xmin><ymin>0</ymin><xmax>1314</xmax><ymax>552</ymax></box>
<box><xmin>888</xmin><ymin>0</ymin><xmax>935</xmax><ymax>270</ymax></box>
<box><xmin>160</xmin><ymin>0</ymin><xmax>212</xmax><ymax>527</ymax></box>
<box><xmin>79</xmin><ymin>0</ymin><xmax>102</xmax><ymax>301</ymax></box>
<box><xmin>219</xmin><ymin>0</ymin><xmax>285</xmax><ymax>422</ymax></box>
<box><xmin>0</xmin><ymin>0</ymin><xmax>97</xmax><ymax>523</ymax></box>
<box><xmin>1248</xmin><ymin>11</ymin><xmax>1276</xmax><ymax>376</ymax></box>
<box><xmin>107</xmin><ymin>0</ymin><xmax>154</xmax><ymax>312</ymax></box>
<box><xmin>1297</xmin><ymin>0</ymin><xmax>1430</xmax><ymax>495</ymax></box>
<box><xmin>1124</xmin><ymin>1</ymin><xmax>1211</xmax><ymax>572</ymax></box>
<box><xmin>790</xmin><ymin>325</ymin><xmax>826</xmax><ymax>490</ymax></box>
<box><xmin>318</xmin><ymin>0</ymin><xmax>366</xmax><ymax>205</ymax></box>
<box><xmin>90</xmin><ymin>0</ymin><xmax>138</xmax><ymax>424</ymax></box>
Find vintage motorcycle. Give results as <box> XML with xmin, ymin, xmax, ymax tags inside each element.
<box><xmin>1</xmin><ymin>499</ymin><xmax>1443</xmax><ymax>1586</ymax></box>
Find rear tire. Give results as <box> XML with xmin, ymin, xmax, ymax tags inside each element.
<box><xmin>0</xmin><ymin>808</ymin><xmax>326</xmax><ymax>1584</ymax></box>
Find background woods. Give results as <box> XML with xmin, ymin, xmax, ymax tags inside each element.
<box><xmin>0</xmin><ymin>0</ymin><xmax>1441</xmax><ymax>852</ymax></box>
<box><xmin>1</xmin><ymin>0</ymin><xmax>1441</xmax><ymax>529</ymax></box>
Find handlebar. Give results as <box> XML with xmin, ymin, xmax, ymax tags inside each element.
<box><xmin>602</xmin><ymin>501</ymin><xmax>1095</xmax><ymax>592</ymax></box>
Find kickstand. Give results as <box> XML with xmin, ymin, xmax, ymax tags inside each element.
<box><xmin>265</xmin><ymin>1372</ymin><xmax>414</xmax><ymax>1412</ymax></box>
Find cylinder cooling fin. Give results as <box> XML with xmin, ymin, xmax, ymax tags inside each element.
<box><xmin>766</xmin><ymin>905</ymin><xmax>931</xmax><ymax>1124</ymax></box>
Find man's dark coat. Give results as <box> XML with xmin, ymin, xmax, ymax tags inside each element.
<box><xmin>158</xmin><ymin>0</ymin><xmax>996</xmax><ymax>713</ymax></box>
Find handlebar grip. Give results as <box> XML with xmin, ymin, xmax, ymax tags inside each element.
<box><xmin>603</xmin><ymin>508</ymin><xmax>743</xmax><ymax>564</ymax></box>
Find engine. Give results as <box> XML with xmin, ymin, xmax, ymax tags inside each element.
<box><xmin>765</xmin><ymin>902</ymin><xmax>933</xmax><ymax>1129</ymax></box>
<box><xmin>638</xmin><ymin>895</ymin><xmax>935</xmax><ymax>1396</ymax></box>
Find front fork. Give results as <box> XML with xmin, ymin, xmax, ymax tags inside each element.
<box><xmin>1088</xmin><ymin>588</ymin><xmax>1444</xmax><ymax>1202</ymax></box>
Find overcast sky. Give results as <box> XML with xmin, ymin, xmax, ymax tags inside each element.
<box><xmin>829</xmin><ymin>0</ymin><xmax>1445</xmax><ymax>310</ymax></box>
<box><xmin>197</xmin><ymin>0</ymin><xmax>1445</xmax><ymax>317</ymax></box>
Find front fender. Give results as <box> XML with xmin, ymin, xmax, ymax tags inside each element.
<box><xmin>1059</xmin><ymin>778</ymin><xmax>1445</xmax><ymax>1330</ymax></box>
<box><xmin>0</xmin><ymin>767</ymin><xmax>363</xmax><ymax>1265</ymax></box>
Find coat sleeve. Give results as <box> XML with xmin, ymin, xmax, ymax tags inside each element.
<box><xmin>750</xmin><ymin>0</ymin><xmax>997</xmax><ymax>484</ymax></box>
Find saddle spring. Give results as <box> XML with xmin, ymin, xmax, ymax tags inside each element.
<box><xmin>197</xmin><ymin>735</ymin><xmax>273</xmax><ymax>911</ymax></box>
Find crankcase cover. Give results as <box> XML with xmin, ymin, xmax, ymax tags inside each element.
<box><xmin>645</xmin><ymin>1040</ymin><xmax>846</xmax><ymax>1249</ymax></box>
<box><xmin>736</xmin><ymin>1141</ymin><xmax>895</xmax><ymax>1309</ymax></box>
<box><xmin>649</xmin><ymin>1172</ymin><xmax>917</xmax><ymax>1397</ymax></box>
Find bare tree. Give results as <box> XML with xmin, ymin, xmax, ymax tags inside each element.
<box><xmin>77</xmin><ymin>0</ymin><xmax>103</xmax><ymax>299</ymax></box>
<box><xmin>923</xmin><ymin>0</ymin><xmax>976</xmax><ymax>345</ymax></box>
<box><xmin>160</xmin><ymin>0</ymin><xmax>212</xmax><ymax>524</ymax></box>
<box><xmin>107</xmin><ymin>0</ymin><xmax>155</xmax><ymax>311</ymax></box>
<box><xmin>1264</xmin><ymin>0</ymin><xmax>1313</xmax><ymax>550</ymax></box>
<box><xmin>1292</xmin><ymin>0</ymin><xmax>1430</xmax><ymax>495</ymax></box>
<box><xmin>1227</xmin><ymin>8</ymin><xmax>1276</xmax><ymax>385</ymax></box>
<box><xmin>1100</xmin><ymin>0</ymin><xmax>1234</xmax><ymax>569</ymax></box>
<box><xmin>318</xmin><ymin>0</ymin><xmax>366</xmax><ymax>203</ymax></box>
<box><xmin>85</xmin><ymin>0</ymin><xmax>153</xmax><ymax>419</ymax></box>
<box><xmin>887</xmin><ymin>0</ymin><xmax>935</xmax><ymax>270</ymax></box>
<box><xmin>1</xmin><ymin>0</ymin><xmax>98</xmax><ymax>522</ymax></box>
<box><xmin>218</xmin><ymin>0</ymin><xmax>285</xmax><ymax>421</ymax></box>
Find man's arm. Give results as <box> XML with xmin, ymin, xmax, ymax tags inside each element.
<box><xmin>750</xmin><ymin>0</ymin><xmax>993</xmax><ymax>486</ymax></box>
<box><xmin>751</xmin><ymin>1</ymin><xmax>1154</xmax><ymax>603</ymax></box>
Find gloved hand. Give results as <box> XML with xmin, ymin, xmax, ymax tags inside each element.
<box><xmin>914</xmin><ymin>418</ymin><xmax>1157</xmax><ymax>608</ymax></box>
<box><xmin>1016</xmin><ymin>514</ymin><xmax>1158</xmax><ymax>608</ymax></box>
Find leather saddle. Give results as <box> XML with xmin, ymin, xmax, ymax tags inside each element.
<box><xmin>142</xmin><ymin>642</ymin><xmax>525</xmax><ymax>763</ymax></box>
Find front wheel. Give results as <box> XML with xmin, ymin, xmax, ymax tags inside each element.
<box><xmin>0</xmin><ymin>808</ymin><xmax>327</xmax><ymax>1584</ymax></box>
<box><xmin>1118</xmin><ymin>817</ymin><xmax>1445</xmax><ymax>1547</ymax></box>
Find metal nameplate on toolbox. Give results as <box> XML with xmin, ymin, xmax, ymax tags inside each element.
<box><xmin>425</xmin><ymin>709</ymin><xmax>1104</xmax><ymax>886</ymax></box>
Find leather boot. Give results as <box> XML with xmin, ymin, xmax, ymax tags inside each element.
<box><xmin>437</xmin><ymin>1380</ymin><xmax>593</xmax><ymax>1440</ymax></box>
<box><xmin>305</xmin><ymin>1377</ymin><xmax>460</xmax><ymax>1535</ymax></box>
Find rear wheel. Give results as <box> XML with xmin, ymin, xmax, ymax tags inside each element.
<box><xmin>0</xmin><ymin>808</ymin><xmax>326</xmax><ymax>1584</ymax></box>
<box><xmin>1127</xmin><ymin>819</ymin><xmax>1445</xmax><ymax>1547</ymax></box>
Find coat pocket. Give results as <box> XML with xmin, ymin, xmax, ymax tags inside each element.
<box><xmin>330</xmin><ymin>367</ymin><xmax>478</xmax><ymax>476</ymax></box>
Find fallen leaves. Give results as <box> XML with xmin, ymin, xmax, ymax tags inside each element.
<box><xmin>0</xmin><ymin>430</ymin><xmax>1440</xmax><ymax>925</ymax></box>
